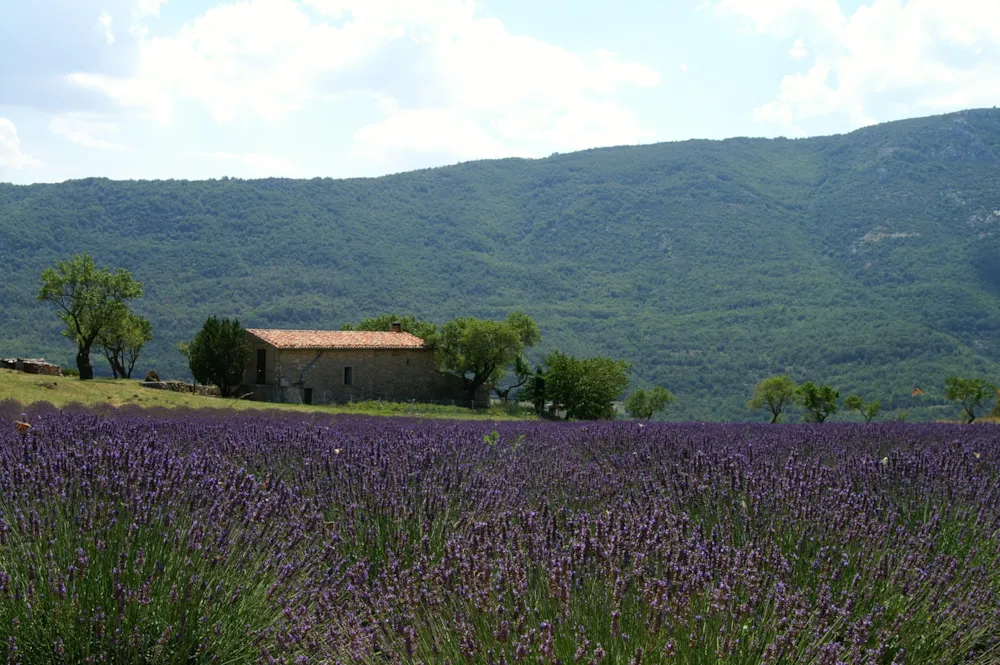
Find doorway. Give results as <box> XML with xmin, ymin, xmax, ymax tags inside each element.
<box><xmin>256</xmin><ymin>349</ymin><xmax>266</xmax><ymax>385</ymax></box>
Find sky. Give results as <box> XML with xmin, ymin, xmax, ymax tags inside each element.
<box><xmin>1</xmin><ymin>0</ymin><xmax>999</xmax><ymax>184</ymax></box>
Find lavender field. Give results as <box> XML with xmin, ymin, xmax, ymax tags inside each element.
<box><xmin>1</xmin><ymin>401</ymin><xmax>999</xmax><ymax>664</ymax></box>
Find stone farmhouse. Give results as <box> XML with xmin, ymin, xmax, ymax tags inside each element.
<box><xmin>240</xmin><ymin>324</ymin><xmax>487</xmax><ymax>406</ymax></box>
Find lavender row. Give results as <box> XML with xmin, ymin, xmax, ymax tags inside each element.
<box><xmin>1</xmin><ymin>401</ymin><xmax>998</xmax><ymax>663</ymax></box>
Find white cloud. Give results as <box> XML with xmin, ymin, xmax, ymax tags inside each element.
<box><xmin>0</xmin><ymin>118</ymin><xmax>43</xmax><ymax>169</ymax></box>
<box><xmin>788</xmin><ymin>38</ymin><xmax>808</xmax><ymax>60</ymax></box>
<box><xmin>709</xmin><ymin>0</ymin><xmax>1000</xmax><ymax>133</ymax></box>
<box><xmin>494</xmin><ymin>99</ymin><xmax>652</xmax><ymax>152</ymax></box>
<box><xmin>97</xmin><ymin>10</ymin><xmax>116</xmax><ymax>45</ymax></box>
<box><xmin>711</xmin><ymin>0</ymin><xmax>844</xmax><ymax>45</ymax></box>
<box><xmin>355</xmin><ymin>108</ymin><xmax>510</xmax><ymax>164</ymax></box>
<box><xmin>49</xmin><ymin>114</ymin><xmax>132</xmax><ymax>151</ymax></box>
<box><xmin>679</xmin><ymin>63</ymin><xmax>689</xmax><ymax>74</ymax></box>
<box><xmin>69</xmin><ymin>0</ymin><xmax>661</xmax><ymax>165</ymax></box>
<box><xmin>137</xmin><ymin>0</ymin><xmax>168</xmax><ymax>17</ymax></box>
<box><xmin>190</xmin><ymin>151</ymin><xmax>298</xmax><ymax>174</ymax></box>
<box><xmin>68</xmin><ymin>72</ymin><xmax>174</xmax><ymax>123</ymax></box>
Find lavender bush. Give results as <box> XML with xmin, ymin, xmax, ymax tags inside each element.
<box><xmin>1</xmin><ymin>399</ymin><xmax>999</xmax><ymax>664</ymax></box>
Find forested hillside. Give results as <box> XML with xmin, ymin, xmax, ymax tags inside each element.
<box><xmin>4</xmin><ymin>108</ymin><xmax>1000</xmax><ymax>420</ymax></box>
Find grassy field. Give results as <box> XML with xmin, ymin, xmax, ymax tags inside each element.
<box><xmin>0</xmin><ymin>369</ymin><xmax>534</xmax><ymax>420</ymax></box>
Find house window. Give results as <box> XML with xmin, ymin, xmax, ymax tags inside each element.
<box><xmin>256</xmin><ymin>349</ymin><xmax>266</xmax><ymax>385</ymax></box>
<box><xmin>343</xmin><ymin>366</ymin><xmax>354</xmax><ymax>386</ymax></box>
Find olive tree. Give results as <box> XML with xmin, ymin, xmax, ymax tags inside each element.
<box><xmin>797</xmin><ymin>382</ymin><xmax>839</xmax><ymax>423</ymax></box>
<box><xmin>97</xmin><ymin>311</ymin><xmax>153</xmax><ymax>379</ymax></box>
<box><xmin>625</xmin><ymin>386</ymin><xmax>675</xmax><ymax>420</ymax></box>
<box><xmin>843</xmin><ymin>394</ymin><xmax>881</xmax><ymax>424</ymax></box>
<box><xmin>435</xmin><ymin>312</ymin><xmax>540</xmax><ymax>402</ymax></box>
<box><xmin>944</xmin><ymin>377</ymin><xmax>997</xmax><ymax>423</ymax></box>
<box><xmin>37</xmin><ymin>254</ymin><xmax>143</xmax><ymax>380</ymax></box>
<box><xmin>748</xmin><ymin>375</ymin><xmax>798</xmax><ymax>423</ymax></box>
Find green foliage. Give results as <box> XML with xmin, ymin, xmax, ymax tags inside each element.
<box><xmin>521</xmin><ymin>367</ymin><xmax>549</xmax><ymax>416</ymax></box>
<box><xmin>341</xmin><ymin>313</ymin><xmax>437</xmax><ymax>341</ymax></box>
<box><xmin>864</xmin><ymin>402</ymin><xmax>882</xmax><ymax>423</ymax></box>
<box><xmin>844</xmin><ymin>394</ymin><xmax>882</xmax><ymax>423</ymax></box>
<box><xmin>625</xmin><ymin>386</ymin><xmax>675</xmax><ymax>420</ymax></box>
<box><xmin>186</xmin><ymin>317</ymin><xmax>251</xmax><ymax>397</ymax></box>
<box><xmin>435</xmin><ymin>312</ymin><xmax>541</xmax><ymax>400</ymax></box>
<box><xmin>36</xmin><ymin>254</ymin><xmax>143</xmax><ymax>380</ymax></box>
<box><xmin>843</xmin><ymin>394</ymin><xmax>863</xmax><ymax>412</ymax></box>
<box><xmin>543</xmin><ymin>351</ymin><xmax>631</xmax><ymax>420</ymax></box>
<box><xmin>6</xmin><ymin>109</ymin><xmax>1000</xmax><ymax>418</ymax></box>
<box><xmin>797</xmin><ymin>381</ymin><xmax>840</xmax><ymax>423</ymax></box>
<box><xmin>748</xmin><ymin>375</ymin><xmax>798</xmax><ymax>423</ymax></box>
<box><xmin>943</xmin><ymin>376</ymin><xmax>997</xmax><ymax>423</ymax></box>
<box><xmin>97</xmin><ymin>311</ymin><xmax>153</xmax><ymax>379</ymax></box>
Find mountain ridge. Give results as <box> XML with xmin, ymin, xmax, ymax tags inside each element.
<box><xmin>3</xmin><ymin>108</ymin><xmax>1000</xmax><ymax>420</ymax></box>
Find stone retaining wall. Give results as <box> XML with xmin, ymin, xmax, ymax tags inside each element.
<box><xmin>1</xmin><ymin>358</ymin><xmax>62</xmax><ymax>376</ymax></box>
<box><xmin>140</xmin><ymin>381</ymin><xmax>221</xmax><ymax>397</ymax></box>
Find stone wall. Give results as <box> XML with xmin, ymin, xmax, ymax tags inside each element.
<box><xmin>140</xmin><ymin>380</ymin><xmax>221</xmax><ymax>397</ymax></box>
<box><xmin>2</xmin><ymin>358</ymin><xmax>62</xmax><ymax>376</ymax></box>
<box><xmin>241</xmin><ymin>345</ymin><xmax>486</xmax><ymax>406</ymax></box>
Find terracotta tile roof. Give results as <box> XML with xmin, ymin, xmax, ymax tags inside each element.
<box><xmin>246</xmin><ymin>328</ymin><xmax>428</xmax><ymax>350</ymax></box>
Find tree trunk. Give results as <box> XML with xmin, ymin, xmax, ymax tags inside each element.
<box><xmin>464</xmin><ymin>380</ymin><xmax>481</xmax><ymax>404</ymax></box>
<box><xmin>104</xmin><ymin>352</ymin><xmax>124</xmax><ymax>379</ymax></box>
<box><xmin>102</xmin><ymin>352</ymin><xmax>119</xmax><ymax>379</ymax></box>
<box><xmin>124</xmin><ymin>351</ymin><xmax>138</xmax><ymax>378</ymax></box>
<box><xmin>112</xmin><ymin>352</ymin><xmax>126</xmax><ymax>379</ymax></box>
<box><xmin>77</xmin><ymin>346</ymin><xmax>94</xmax><ymax>380</ymax></box>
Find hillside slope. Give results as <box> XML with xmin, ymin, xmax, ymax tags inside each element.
<box><xmin>3</xmin><ymin>108</ymin><xmax>1000</xmax><ymax>420</ymax></box>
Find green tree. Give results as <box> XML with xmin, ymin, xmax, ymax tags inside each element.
<box><xmin>97</xmin><ymin>311</ymin><xmax>153</xmax><ymax>379</ymax></box>
<box><xmin>843</xmin><ymin>394</ymin><xmax>881</xmax><ymax>424</ymax></box>
<box><xmin>748</xmin><ymin>375</ymin><xmax>798</xmax><ymax>423</ymax></box>
<box><xmin>797</xmin><ymin>381</ymin><xmax>839</xmax><ymax>423</ymax></box>
<box><xmin>520</xmin><ymin>366</ymin><xmax>548</xmax><ymax>416</ymax></box>
<box><xmin>37</xmin><ymin>254</ymin><xmax>143</xmax><ymax>380</ymax></box>
<box><xmin>544</xmin><ymin>351</ymin><xmax>631</xmax><ymax>420</ymax></box>
<box><xmin>435</xmin><ymin>312</ymin><xmax>541</xmax><ymax>401</ymax></box>
<box><xmin>625</xmin><ymin>386</ymin><xmax>675</xmax><ymax>420</ymax></box>
<box><xmin>944</xmin><ymin>376</ymin><xmax>997</xmax><ymax>423</ymax></box>
<box><xmin>493</xmin><ymin>355</ymin><xmax>532</xmax><ymax>403</ymax></box>
<box><xmin>187</xmin><ymin>317</ymin><xmax>251</xmax><ymax>397</ymax></box>
<box><xmin>342</xmin><ymin>313</ymin><xmax>437</xmax><ymax>341</ymax></box>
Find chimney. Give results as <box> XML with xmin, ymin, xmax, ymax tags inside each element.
<box><xmin>390</xmin><ymin>322</ymin><xmax>402</xmax><ymax>333</ymax></box>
